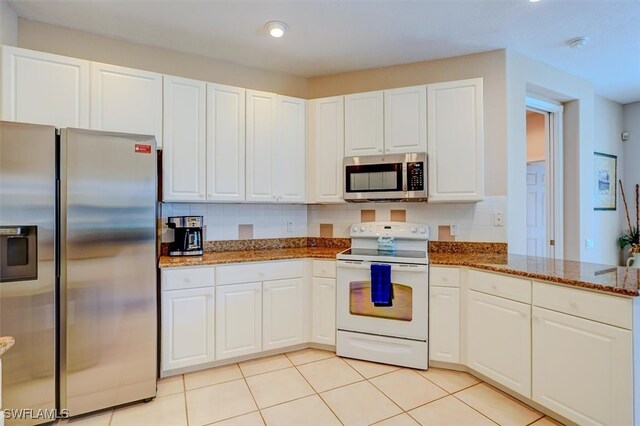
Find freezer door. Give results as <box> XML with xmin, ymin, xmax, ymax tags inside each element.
<box><xmin>0</xmin><ymin>121</ymin><xmax>56</xmax><ymax>426</ymax></box>
<box><xmin>59</xmin><ymin>128</ymin><xmax>157</xmax><ymax>416</ymax></box>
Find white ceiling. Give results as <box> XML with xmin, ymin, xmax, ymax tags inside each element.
<box><xmin>8</xmin><ymin>0</ymin><xmax>640</xmax><ymax>104</ymax></box>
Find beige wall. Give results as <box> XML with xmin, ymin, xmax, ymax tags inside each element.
<box><xmin>0</xmin><ymin>0</ymin><xmax>17</xmax><ymax>45</ymax></box>
<box><xmin>526</xmin><ymin>111</ymin><xmax>545</xmax><ymax>163</ymax></box>
<box><xmin>17</xmin><ymin>19</ymin><xmax>308</xmax><ymax>98</ymax></box>
<box><xmin>308</xmin><ymin>50</ymin><xmax>508</xmax><ymax>198</ymax></box>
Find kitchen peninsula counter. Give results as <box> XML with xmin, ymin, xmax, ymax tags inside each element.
<box><xmin>0</xmin><ymin>336</ymin><xmax>14</xmax><ymax>357</ymax></box>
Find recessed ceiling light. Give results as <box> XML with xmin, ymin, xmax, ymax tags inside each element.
<box><xmin>529</xmin><ymin>0</ymin><xmax>541</xmax><ymax>3</ymax></box>
<box><xmin>568</xmin><ymin>37</ymin><xmax>589</xmax><ymax>49</ymax></box>
<box><xmin>266</xmin><ymin>21</ymin><xmax>287</xmax><ymax>38</ymax></box>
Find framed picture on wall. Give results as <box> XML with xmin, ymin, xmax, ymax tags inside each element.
<box><xmin>593</xmin><ymin>152</ymin><xmax>617</xmax><ymax>210</ymax></box>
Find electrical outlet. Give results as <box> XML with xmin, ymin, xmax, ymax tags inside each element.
<box><xmin>450</xmin><ymin>224</ymin><xmax>459</xmax><ymax>236</ymax></box>
<box><xmin>585</xmin><ymin>238</ymin><xmax>594</xmax><ymax>249</ymax></box>
<box><xmin>494</xmin><ymin>213</ymin><xmax>504</xmax><ymax>227</ymax></box>
<box><xmin>287</xmin><ymin>221</ymin><xmax>293</xmax><ymax>233</ymax></box>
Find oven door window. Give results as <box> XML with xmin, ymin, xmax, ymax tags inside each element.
<box><xmin>345</xmin><ymin>163</ymin><xmax>403</xmax><ymax>193</ymax></box>
<box><xmin>349</xmin><ymin>280</ymin><xmax>412</xmax><ymax>321</ymax></box>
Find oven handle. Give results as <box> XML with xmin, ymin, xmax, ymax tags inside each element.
<box><xmin>337</xmin><ymin>260</ymin><xmax>428</xmax><ymax>273</ymax></box>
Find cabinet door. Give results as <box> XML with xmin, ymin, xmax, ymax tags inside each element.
<box><xmin>344</xmin><ymin>91</ymin><xmax>384</xmax><ymax>156</ymax></box>
<box><xmin>466</xmin><ymin>289</ymin><xmax>531</xmax><ymax>397</ymax></box>
<box><xmin>206</xmin><ymin>84</ymin><xmax>246</xmax><ymax>202</ymax></box>
<box><xmin>429</xmin><ymin>286</ymin><xmax>460</xmax><ymax>363</ymax></box>
<box><xmin>162</xmin><ymin>75</ymin><xmax>206</xmax><ymax>201</ymax></box>
<box><xmin>246</xmin><ymin>90</ymin><xmax>277</xmax><ymax>202</ymax></box>
<box><xmin>276</xmin><ymin>96</ymin><xmax>306</xmax><ymax>203</ymax></box>
<box><xmin>427</xmin><ymin>78</ymin><xmax>483</xmax><ymax>202</ymax></box>
<box><xmin>532</xmin><ymin>307</ymin><xmax>632</xmax><ymax>426</ymax></box>
<box><xmin>312</xmin><ymin>277</ymin><xmax>336</xmax><ymax>345</ymax></box>
<box><xmin>308</xmin><ymin>97</ymin><xmax>345</xmax><ymax>203</ymax></box>
<box><xmin>90</xmin><ymin>62</ymin><xmax>163</xmax><ymax>148</ymax></box>
<box><xmin>263</xmin><ymin>278</ymin><xmax>305</xmax><ymax>350</ymax></box>
<box><xmin>216</xmin><ymin>282</ymin><xmax>262</xmax><ymax>360</ymax></box>
<box><xmin>384</xmin><ymin>85</ymin><xmax>427</xmax><ymax>154</ymax></box>
<box><xmin>161</xmin><ymin>287</ymin><xmax>215</xmax><ymax>374</ymax></box>
<box><xmin>0</xmin><ymin>46</ymin><xmax>89</xmax><ymax>128</ymax></box>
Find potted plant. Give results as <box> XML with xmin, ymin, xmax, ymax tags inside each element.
<box><xmin>618</xmin><ymin>181</ymin><xmax>640</xmax><ymax>266</ymax></box>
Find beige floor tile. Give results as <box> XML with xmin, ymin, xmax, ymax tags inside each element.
<box><xmin>212</xmin><ymin>411</ymin><xmax>265</xmax><ymax>425</ymax></box>
<box><xmin>186</xmin><ymin>379</ymin><xmax>257</xmax><ymax>425</ymax></box>
<box><xmin>369</xmin><ymin>369</ymin><xmax>447</xmax><ymax>411</ymax></box>
<box><xmin>111</xmin><ymin>393</ymin><xmax>187</xmax><ymax>426</ymax></box>
<box><xmin>260</xmin><ymin>394</ymin><xmax>341</xmax><ymax>426</ymax></box>
<box><xmin>245</xmin><ymin>367</ymin><xmax>315</xmax><ymax>409</ymax></box>
<box><xmin>156</xmin><ymin>375</ymin><xmax>184</xmax><ymax>398</ymax></box>
<box><xmin>184</xmin><ymin>363</ymin><xmax>243</xmax><ymax>390</ymax></box>
<box><xmin>285</xmin><ymin>348</ymin><xmax>336</xmax><ymax>366</ymax></box>
<box><xmin>297</xmin><ymin>357</ymin><xmax>364</xmax><ymax>392</ymax></box>
<box><xmin>374</xmin><ymin>413</ymin><xmax>420</xmax><ymax>425</ymax></box>
<box><xmin>66</xmin><ymin>410</ymin><xmax>113</xmax><ymax>426</ymax></box>
<box><xmin>530</xmin><ymin>417</ymin><xmax>565</xmax><ymax>426</ymax></box>
<box><xmin>455</xmin><ymin>383</ymin><xmax>543</xmax><ymax>426</ymax></box>
<box><xmin>239</xmin><ymin>354</ymin><xmax>293</xmax><ymax>377</ymax></box>
<box><xmin>408</xmin><ymin>395</ymin><xmax>497</xmax><ymax>426</ymax></box>
<box><xmin>342</xmin><ymin>357</ymin><xmax>402</xmax><ymax>379</ymax></box>
<box><xmin>416</xmin><ymin>368</ymin><xmax>480</xmax><ymax>393</ymax></box>
<box><xmin>320</xmin><ymin>381</ymin><xmax>402</xmax><ymax>425</ymax></box>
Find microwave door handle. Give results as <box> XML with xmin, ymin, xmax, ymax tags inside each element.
<box><xmin>402</xmin><ymin>163</ymin><xmax>407</xmax><ymax>192</ymax></box>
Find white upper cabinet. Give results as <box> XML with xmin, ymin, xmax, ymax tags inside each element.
<box><xmin>246</xmin><ymin>90</ymin><xmax>306</xmax><ymax>203</ymax></box>
<box><xmin>276</xmin><ymin>96</ymin><xmax>306</xmax><ymax>203</ymax></box>
<box><xmin>384</xmin><ymin>85</ymin><xmax>427</xmax><ymax>154</ymax></box>
<box><xmin>90</xmin><ymin>62</ymin><xmax>163</xmax><ymax>148</ymax></box>
<box><xmin>308</xmin><ymin>96</ymin><xmax>345</xmax><ymax>203</ymax></box>
<box><xmin>0</xmin><ymin>46</ymin><xmax>89</xmax><ymax>128</ymax></box>
<box><xmin>427</xmin><ymin>78</ymin><xmax>484</xmax><ymax>202</ymax></box>
<box><xmin>344</xmin><ymin>90</ymin><xmax>384</xmax><ymax>156</ymax></box>
<box><xmin>162</xmin><ymin>75</ymin><xmax>206</xmax><ymax>201</ymax></box>
<box><xmin>206</xmin><ymin>83</ymin><xmax>246</xmax><ymax>202</ymax></box>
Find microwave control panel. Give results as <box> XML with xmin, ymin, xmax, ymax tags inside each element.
<box><xmin>407</xmin><ymin>162</ymin><xmax>424</xmax><ymax>191</ymax></box>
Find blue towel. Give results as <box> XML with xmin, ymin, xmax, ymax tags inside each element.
<box><xmin>371</xmin><ymin>263</ymin><xmax>393</xmax><ymax>307</ymax></box>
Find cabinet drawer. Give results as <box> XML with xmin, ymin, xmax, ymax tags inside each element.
<box><xmin>216</xmin><ymin>260</ymin><xmax>303</xmax><ymax>285</ymax></box>
<box><xmin>468</xmin><ymin>269</ymin><xmax>531</xmax><ymax>304</ymax></box>
<box><xmin>430</xmin><ymin>266</ymin><xmax>460</xmax><ymax>287</ymax></box>
<box><xmin>313</xmin><ymin>260</ymin><xmax>336</xmax><ymax>278</ymax></box>
<box><xmin>161</xmin><ymin>267</ymin><xmax>215</xmax><ymax>291</ymax></box>
<box><xmin>533</xmin><ymin>282</ymin><xmax>632</xmax><ymax>329</ymax></box>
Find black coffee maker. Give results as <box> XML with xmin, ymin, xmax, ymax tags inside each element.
<box><xmin>167</xmin><ymin>216</ymin><xmax>204</xmax><ymax>256</ymax></box>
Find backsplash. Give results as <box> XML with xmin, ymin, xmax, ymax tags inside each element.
<box><xmin>161</xmin><ymin>196</ymin><xmax>506</xmax><ymax>243</ymax></box>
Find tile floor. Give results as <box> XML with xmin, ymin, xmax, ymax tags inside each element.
<box><xmin>59</xmin><ymin>349</ymin><xmax>564</xmax><ymax>426</ymax></box>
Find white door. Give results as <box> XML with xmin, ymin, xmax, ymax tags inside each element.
<box><xmin>308</xmin><ymin>96</ymin><xmax>345</xmax><ymax>203</ymax></box>
<box><xmin>90</xmin><ymin>62</ymin><xmax>163</xmax><ymax>148</ymax></box>
<box><xmin>206</xmin><ymin>83</ymin><xmax>246</xmax><ymax>202</ymax></box>
<box><xmin>384</xmin><ymin>85</ymin><xmax>427</xmax><ymax>154</ymax></box>
<box><xmin>215</xmin><ymin>282</ymin><xmax>262</xmax><ymax>360</ymax></box>
<box><xmin>0</xmin><ymin>46</ymin><xmax>89</xmax><ymax>128</ymax></box>
<box><xmin>246</xmin><ymin>90</ymin><xmax>277</xmax><ymax>202</ymax></box>
<box><xmin>466</xmin><ymin>290</ymin><xmax>531</xmax><ymax>397</ymax></box>
<box><xmin>263</xmin><ymin>278</ymin><xmax>305</xmax><ymax>350</ymax></box>
<box><xmin>344</xmin><ymin>91</ymin><xmax>384</xmax><ymax>156</ymax></box>
<box><xmin>312</xmin><ymin>277</ymin><xmax>336</xmax><ymax>345</ymax></box>
<box><xmin>427</xmin><ymin>78</ymin><xmax>484</xmax><ymax>202</ymax></box>
<box><xmin>532</xmin><ymin>307</ymin><xmax>632</xmax><ymax>426</ymax></box>
<box><xmin>526</xmin><ymin>162</ymin><xmax>546</xmax><ymax>257</ymax></box>
<box><xmin>276</xmin><ymin>96</ymin><xmax>306</xmax><ymax>202</ymax></box>
<box><xmin>161</xmin><ymin>287</ymin><xmax>215</xmax><ymax>373</ymax></box>
<box><xmin>429</xmin><ymin>286</ymin><xmax>460</xmax><ymax>363</ymax></box>
<box><xmin>162</xmin><ymin>75</ymin><xmax>206</xmax><ymax>201</ymax></box>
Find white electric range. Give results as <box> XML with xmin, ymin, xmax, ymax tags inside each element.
<box><xmin>336</xmin><ymin>222</ymin><xmax>429</xmax><ymax>370</ymax></box>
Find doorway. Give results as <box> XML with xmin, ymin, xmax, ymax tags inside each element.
<box><xmin>525</xmin><ymin>97</ymin><xmax>564</xmax><ymax>259</ymax></box>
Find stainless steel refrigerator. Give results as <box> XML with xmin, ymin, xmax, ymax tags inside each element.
<box><xmin>0</xmin><ymin>121</ymin><xmax>157</xmax><ymax>425</ymax></box>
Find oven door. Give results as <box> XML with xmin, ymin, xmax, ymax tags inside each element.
<box><xmin>336</xmin><ymin>260</ymin><xmax>428</xmax><ymax>340</ymax></box>
<box><xmin>344</xmin><ymin>161</ymin><xmax>404</xmax><ymax>201</ymax></box>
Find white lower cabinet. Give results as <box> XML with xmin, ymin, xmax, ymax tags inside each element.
<box><xmin>532</xmin><ymin>306</ymin><xmax>632</xmax><ymax>426</ymax></box>
<box><xmin>312</xmin><ymin>277</ymin><xmax>336</xmax><ymax>345</ymax></box>
<box><xmin>429</xmin><ymin>286</ymin><xmax>460</xmax><ymax>363</ymax></box>
<box><xmin>263</xmin><ymin>278</ymin><xmax>305</xmax><ymax>350</ymax></box>
<box><xmin>215</xmin><ymin>282</ymin><xmax>262</xmax><ymax>360</ymax></box>
<box><xmin>466</xmin><ymin>289</ymin><xmax>531</xmax><ymax>397</ymax></box>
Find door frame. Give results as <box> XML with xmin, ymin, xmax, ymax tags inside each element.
<box><xmin>526</xmin><ymin>96</ymin><xmax>564</xmax><ymax>259</ymax></box>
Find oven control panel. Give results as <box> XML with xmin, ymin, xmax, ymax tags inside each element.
<box><xmin>349</xmin><ymin>222</ymin><xmax>429</xmax><ymax>239</ymax></box>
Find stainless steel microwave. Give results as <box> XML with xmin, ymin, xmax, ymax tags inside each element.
<box><xmin>344</xmin><ymin>153</ymin><xmax>427</xmax><ymax>202</ymax></box>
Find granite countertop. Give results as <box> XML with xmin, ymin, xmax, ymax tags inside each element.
<box><xmin>0</xmin><ymin>336</ymin><xmax>15</xmax><ymax>357</ymax></box>
<box><xmin>431</xmin><ymin>252</ymin><xmax>640</xmax><ymax>297</ymax></box>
